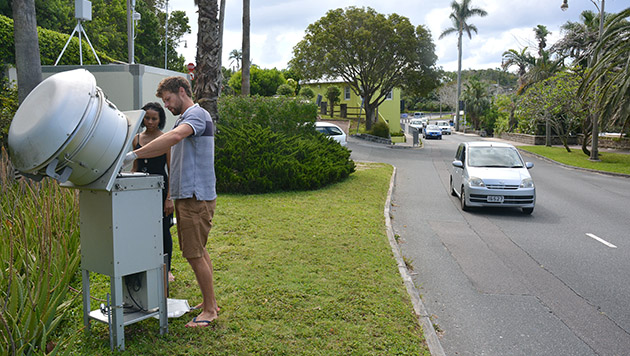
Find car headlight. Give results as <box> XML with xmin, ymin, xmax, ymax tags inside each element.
<box><xmin>468</xmin><ymin>177</ymin><xmax>485</xmax><ymax>187</ymax></box>
<box><xmin>520</xmin><ymin>178</ymin><xmax>534</xmax><ymax>188</ymax></box>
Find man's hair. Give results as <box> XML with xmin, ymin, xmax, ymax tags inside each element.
<box><xmin>156</xmin><ymin>76</ymin><xmax>192</xmax><ymax>98</ymax></box>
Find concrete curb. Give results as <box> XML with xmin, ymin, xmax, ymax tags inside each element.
<box><xmin>384</xmin><ymin>167</ymin><xmax>446</xmax><ymax>356</ymax></box>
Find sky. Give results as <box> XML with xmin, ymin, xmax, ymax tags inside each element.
<box><xmin>166</xmin><ymin>0</ymin><xmax>628</xmax><ymax>73</ymax></box>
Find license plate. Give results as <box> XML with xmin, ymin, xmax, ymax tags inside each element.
<box><xmin>487</xmin><ymin>195</ymin><xmax>504</xmax><ymax>203</ymax></box>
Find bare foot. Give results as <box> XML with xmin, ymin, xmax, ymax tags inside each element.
<box><xmin>193</xmin><ymin>302</ymin><xmax>220</xmax><ymax>313</ymax></box>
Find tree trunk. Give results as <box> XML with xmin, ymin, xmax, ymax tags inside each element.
<box><xmin>241</xmin><ymin>0</ymin><xmax>250</xmax><ymax>96</ymax></box>
<box><xmin>365</xmin><ymin>103</ymin><xmax>376</xmax><ymax>131</ymax></box>
<box><xmin>455</xmin><ymin>30</ymin><xmax>463</xmax><ymax>131</ymax></box>
<box><xmin>12</xmin><ymin>0</ymin><xmax>42</xmax><ymax>104</ymax></box>
<box><xmin>582</xmin><ymin>116</ymin><xmax>592</xmax><ymax>156</ymax></box>
<box><xmin>194</xmin><ymin>0</ymin><xmax>222</xmax><ymax>122</ymax></box>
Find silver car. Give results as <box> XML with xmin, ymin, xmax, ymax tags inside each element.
<box><xmin>450</xmin><ymin>142</ymin><xmax>535</xmax><ymax>214</ymax></box>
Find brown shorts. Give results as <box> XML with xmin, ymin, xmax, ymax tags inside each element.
<box><xmin>174</xmin><ymin>198</ymin><xmax>216</xmax><ymax>259</ymax></box>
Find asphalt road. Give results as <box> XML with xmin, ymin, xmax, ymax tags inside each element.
<box><xmin>348</xmin><ymin>133</ymin><xmax>630</xmax><ymax>355</ymax></box>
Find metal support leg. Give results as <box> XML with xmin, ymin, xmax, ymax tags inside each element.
<box><xmin>158</xmin><ymin>264</ymin><xmax>168</xmax><ymax>335</ymax></box>
<box><xmin>110</xmin><ymin>275</ymin><xmax>125</xmax><ymax>351</ymax></box>
<box><xmin>82</xmin><ymin>269</ymin><xmax>91</xmax><ymax>333</ymax></box>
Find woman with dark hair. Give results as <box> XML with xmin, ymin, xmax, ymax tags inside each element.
<box><xmin>132</xmin><ymin>102</ymin><xmax>175</xmax><ymax>282</ymax></box>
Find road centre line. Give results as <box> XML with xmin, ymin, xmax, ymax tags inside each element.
<box><xmin>586</xmin><ymin>233</ymin><xmax>617</xmax><ymax>248</ymax></box>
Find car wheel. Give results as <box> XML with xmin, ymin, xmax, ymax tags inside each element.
<box><xmin>522</xmin><ymin>207</ymin><xmax>534</xmax><ymax>215</ymax></box>
<box><xmin>450</xmin><ymin>176</ymin><xmax>457</xmax><ymax>196</ymax></box>
<box><xmin>460</xmin><ymin>187</ymin><xmax>469</xmax><ymax>211</ymax></box>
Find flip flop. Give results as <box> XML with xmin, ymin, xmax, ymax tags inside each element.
<box><xmin>184</xmin><ymin>317</ymin><xmax>214</xmax><ymax>328</ymax></box>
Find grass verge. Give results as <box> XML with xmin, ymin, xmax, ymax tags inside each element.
<box><xmin>518</xmin><ymin>146</ymin><xmax>630</xmax><ymax>175</ymax></box>
<box><xmin>70</xmin><ymin>162</ymin><xmax>429</xmax><ymax>355</ymax></box>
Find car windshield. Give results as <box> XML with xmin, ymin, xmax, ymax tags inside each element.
<box><xmin>468</xmin><ymin>147</ymin><xmax>524</xmax><ymax>168</ymax></box>
<box><xmin>426</xmin><ymin>125</ymin><xmax>439</xmax><ymax>130</ymax></box>
<box><xmin>316</xmin><ymin>126</ymin><xmax>343</xmax><ymax>136</ymax></box>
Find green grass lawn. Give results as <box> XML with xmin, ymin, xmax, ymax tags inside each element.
<box><xmin>518</xmin><ymin>146</ymin><xmax>630</xmax><ymax>175</ymax></box>
<box><xmin>68</xmin><ymin>162</ymin><xmax>429</xmax><ymax>355</ymax></box>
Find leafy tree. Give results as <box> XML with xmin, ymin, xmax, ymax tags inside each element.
<box><xmin>276</xmin><ymin>83</ymin><xmax>294</xmax><ymax>96</ymax></box>
<box><xmin>194</xmin><ymin>0</ymin><xmax>223</xmax><ymax>121</ymax></box>
<box><xmin>298</xmin><ymin>87</ymin><xmax>315</xmax><ymax>100</ymax></box>
<box><xmin>326</xmin><ymin>86</ymin><xmax>341</xmax><ymax>116</ymax></box>
<box><xmin>439</xmin><ymin>0</ymin><xmax>487</xmax><ymax>131</ymax></box>
<box><xmin>3</xmin><ymin>0</ymin><xmax>190</xmax><ymax>68</ymax></box>
<box><xmin>519</xmin><ymin>71</ymin><xmax>588</xmax><ymax>151</ymax></box>
<box><xmin>290</xmin><ymin>6</ymin><xmax>437</xmax><ymax>130</ymax></box>
<box><xmin>229</xmin><ymin>65</ymin><xmax>287</xmax><ymax>97</ymax></box>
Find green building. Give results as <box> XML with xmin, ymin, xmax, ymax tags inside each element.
<box><xmin>301</xmin><ymin>79</ymin><xmax>402</xmax><ymax>140</ymax></box>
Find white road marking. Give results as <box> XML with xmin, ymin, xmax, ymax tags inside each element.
<box><xmin>586</xmin><ymin>233</ymin><xmax>617</xmax><ymax>248</ymax></box>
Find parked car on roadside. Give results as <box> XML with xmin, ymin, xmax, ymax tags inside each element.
<box><xmin>450</xmin><ymin>142</ymin><xmax>535</xmax><ymax>214</ymax></box>
<box><xmin>422</xmin><ymin>124</ymin><xmax>442</xmax><ymax>139</ymax></box>
<box><xmin>413</xmin><ymin>112</ymin><xmax>424</xmax><ymax>119</ymax></box>
<box><xmin>408</xmin><ymin>119</ymin><xmax>424</xmax><ymax>132</ymax></box>
<box><xmin>315</xmin><ymin>121</ymin><xmax>347</xmax><ymax>146</ymax></box>
<box><xmin>436</xmin><ymin>121</ymin><xmax>452</xmax><ymax>135</ymax></box>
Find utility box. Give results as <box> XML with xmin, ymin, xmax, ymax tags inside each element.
<box><xmin>79</xmin><ymin>174</ymin><xmax>163</xmax><ymax>276</ymax></box>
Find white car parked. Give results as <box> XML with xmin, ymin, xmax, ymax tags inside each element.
<box><xmin>315</xmin><ymin>122</ymin><xmax>347</xmax><ymax>146</ymax></box>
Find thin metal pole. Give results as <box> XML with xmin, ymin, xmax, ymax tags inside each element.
<box><xmin>164</xmin><ymin>0</ymin><xmax>168</xmax><ymax>69</ymax></box>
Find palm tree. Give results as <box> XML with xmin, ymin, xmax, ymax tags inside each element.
<box><xmin>194</xmin><ymin>0</ymin><xmax>222</xmax><ymax>121</ymax></box>
<box><xmin>241</xmin><ymin>0</ymin><xmax>250</xmax><ymax>96</ymax></box>
<box><xmin>12</xmin><ymin>0</ymin><xmax>42</xmax><ymax>103</ymax></box>
<box><xmin>533</xmin><ymin>25</ymin><xmax>551</xmax><ymax>56</ymax></box>
<box><xmin>228</xmin><ymin>49</ymin><xmax>242</xmax><ymax>70</ymax></box>
<box><xmin>501</xmin><ymin>47</ymin><xmax>535</xmax><ymax>90</ymax></box>
<box><xmin>461</xmin><ymin>77</ymin><xmax>490</xmax><ymax>130</ymax></box>
<box><xmin>581</xmin><ymin>8</ymin><xmax>630</xmax><ymax>143</ymax></box>
<box><xmin>439</xmin><ymin>0</ymin><xmax>487</xmax><ymax>131</ymax></box>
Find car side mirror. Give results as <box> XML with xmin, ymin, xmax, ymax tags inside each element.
<box><xmin>525</xmin><ymin>162</ymin><xmax>534</xmax><ymax>169</ymax></box>
<box><xmin>452</xmin><ymin>160</ymin><xmax>463</xmax><ymax>168</ymax></box>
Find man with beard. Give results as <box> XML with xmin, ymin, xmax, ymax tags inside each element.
<box><xmin>124</xmin><ymin>76</ymin><xmax>218</xmax><ymax>328</ymax></box>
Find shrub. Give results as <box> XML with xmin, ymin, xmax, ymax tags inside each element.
<box><xmin>370</xmin><ymin>120</ymin><xmax>390</xmax><ymax>138</ymax></box>
<box><xmin>0</xmin><ymin>76</ymin><xmax>18</xmax><ymax>149</ymax></box>
<box><xmin>276</xmin><ymin>83</ymin><xmax>295</xmax><ymax>96</ymax></box>
<box><xmin>1</xmin><ymin>14</ymin><xmax>115</xmax><ymax>66</ymax></box>
<box><xmin>218</xmin><ymin>95</ymin><xmax>317</xmax><ymax>136</ymax></box>
<box><xmin>298</xmin><ymin>87</ymin><xmax>315</xmax><ymax>100</ymax></box>
<box><xmin>215</xmin><ymin>123</ymin><xmax>355</xmax><ymax>194</ymax></box>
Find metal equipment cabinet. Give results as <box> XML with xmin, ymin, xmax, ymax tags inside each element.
<box><xmin>79</xmin><ymin>174</ymin><xmax>167</xmax><ymax>350</ymax></box>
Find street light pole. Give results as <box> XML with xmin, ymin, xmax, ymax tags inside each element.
<box><xmin>561</xmin><ymin>0</ymin><xmax>604</xmax><ymax>161</ymax></box>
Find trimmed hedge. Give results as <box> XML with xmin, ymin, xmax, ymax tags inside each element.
<box><xmin>215</xmin><ymin>123</ymin><xmax>355</xmax><ymax>194</ymax></box>
<box><xmin>1</xmin><ymin>14</ymin><xmax>116</xmax><ymax>65</ymax></box>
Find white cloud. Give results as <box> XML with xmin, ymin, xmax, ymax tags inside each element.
<box><xmin>166</xmin><ymin>0</ymin><xmax>628</xmax><ymax>72</ymax></box>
